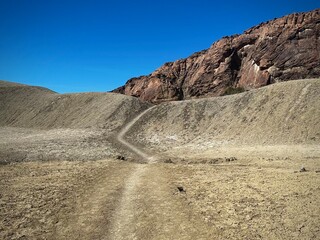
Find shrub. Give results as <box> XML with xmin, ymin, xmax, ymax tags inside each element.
<box><xmin>223</xmin><ymin>86</ymin><xmax>246</xmax><ymax>96</ymax></box>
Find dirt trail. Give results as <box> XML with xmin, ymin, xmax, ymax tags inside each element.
<box><xmin>117</xmin><ymin>105</ymin><xmax>157</xmax><ymax>162</ymax></box>
<box><xmin>54</xmin><ymin>161</ymin><xmax>134</xmax><ymax>240</ymax></box>
<box><xmin>1</xmin><ymin>80</ymin><xmax>319</xmax><ymax>239</ymax></box>
<box><xmin>108</xmin><ymin>164</ymin><xmax>147</xmax><ymax>240</ymax></box>
<box><xmin>109</xmin><ymin>106</ymin><xmax>156</xmax><ymax>239</ymax></box>
<box><xmin>108</xmin><ymin>163</ymin><xmax>214</xmax><ymax>240</ymax></box>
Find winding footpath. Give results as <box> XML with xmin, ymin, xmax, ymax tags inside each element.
<box><xmin>109</xmin><ymin>105</ymin><xmax>157</xmax><ymax>240</ymax></box>
<box><xmin>116</xmin><ymin>105</ymin><xmax>157</xmax><ymax>163</ymax></box>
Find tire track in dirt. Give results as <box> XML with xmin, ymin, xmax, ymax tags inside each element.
<box><xmin>108</xmin><ymin>106</ymin><xmax>157</xmax><ymax>240</ymax></box>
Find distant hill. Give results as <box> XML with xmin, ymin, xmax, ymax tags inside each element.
<box><xmin>0</xmin><ymin>79</ymin><xmax>319</xmax><ymax>162</ymax></box>
<box><xmin>114</xmin><ymin>9</ymin><xmax>320</xmax><ymax>103</ymax></box>
<box><xmin>0</xmin><ymin>80</ymin><xmax>150</xmax><ymax>130</ymax></box>
<box><xmin>0</xmin><ymin>80</ymin><xmax>151</xmax><ymax>162</ymax></box>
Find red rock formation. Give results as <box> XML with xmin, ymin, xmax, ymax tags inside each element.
<box><xmin>113</xmin><ymin>9</ymin><xmax>320</xmax><ymax>102</ymax></box>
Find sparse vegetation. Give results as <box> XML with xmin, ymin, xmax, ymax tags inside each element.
<box><xmin>223</xmin><ymin>86</ymin><xmax>246</xmax><ymax>95</ymax></box>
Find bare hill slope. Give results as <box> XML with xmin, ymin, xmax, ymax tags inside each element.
<box><xmin>1</xmin><ymin>79</ymin><xmax>319</xmax><ymax>162</ymax></box>
<box><xmin>1</xmin><ymin>80</ymin><xmax>319</xmax><ymax>239</ymax></box>
<box><xmin>0</xmin><ymin>80</ymin><xmax>151</xmax><ymax>162</ymax></box>
<box><xmin>124</xmin><ymin>79</ymin><xmax>320</xmax><ymax>159</ymax></box>
<box><xmin>0</xmin><ymin>80</ymin><xmax>151</xmax><ymax>130</ymax></box>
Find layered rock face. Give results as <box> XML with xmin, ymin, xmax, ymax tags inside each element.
<box><xmin>114</xmin><ymin>9</ymin><xmax>320</xmax><ymax>102</ymax></box>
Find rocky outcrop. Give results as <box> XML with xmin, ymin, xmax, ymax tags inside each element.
<box><xmin>113</xmin><ymin>9</ymin><xmax>320</xmax><ymax>102</ymax></box>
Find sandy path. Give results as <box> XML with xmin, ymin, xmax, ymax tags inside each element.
<box><xmin>108</xmin><ymin>164</ymin><xmax>147</xmax><ymax>240</ymax></box>
<box><xmin>52</xmin><ymin>161</ymin><xmax>135</xmax><ymax>240</ymax></box>
<box><xmin>108</xmin><ymin>105</ymin><xmax>214</xmax><ymax>239</ymax></box>
<box><xmin>107</xmin><ymin>162</ymin><xmax>215</xmax><ymax>240</ymax></box>
<box><xmin>117</xmin><ymin>106</ymin><xmax>157</xmax><ymax>162</ymax></box>
<box><xmin>108</xmin><ymin>106</ymin><xmax>156</xmax><ymax>239</ymax></box>
<box><xmin>0</xmin><ymin>160</ymin><xmax>137</xmax><ymax>240</ymax></box>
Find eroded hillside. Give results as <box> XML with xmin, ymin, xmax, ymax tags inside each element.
<box><xmin>0</xmin><ymin>80</ymin><xmax>151</xmax><ymax>163</ymax></box>
<box><xmin>1</xmin><ymin>79</ymin><xmax>320</xmax><ymax>239</ymax></box>
<box><xmin>0</xmin><ymin>80</ymin><xmax>151</xmax><ymax>129</ymax></box>
<box><xmin>124</xmin><ymin>79</ymin><xmax>320</xmax><ymax>160</ymax></box>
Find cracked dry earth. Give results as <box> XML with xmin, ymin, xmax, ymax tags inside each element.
<box><xmin>1</xmin><ymin>157</ymin><xmax>320</xmax><ymax>239</ymax></box>
<box><xmin>1</xmin><ymin>110</ymin><xmax>320</xmax><ymax>240</ymax></box>
<box><xmin>1</xmin><ymin>80</ymin><xmax>320</xmax><ymax>239</ymax></box>
<box><xmin>0</xmin><ymin>107</ymin><xmax>214</xmax><ymax>240</ymax></box>
<box><xmin>1</xmin><ymin>115</ymin><xmax>320</xmax><ymax>240</ymax></box>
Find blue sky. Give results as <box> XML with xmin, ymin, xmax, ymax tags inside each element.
<box><xmin>0</xmin><ymin>0</ymin><xmax>319</xmax><ymax>93</ymax></box>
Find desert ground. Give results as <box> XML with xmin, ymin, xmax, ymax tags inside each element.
<box><xmin>0</xmin><ymin>79</ymin><xmax>320</xmax><ymax>239</ymax></box>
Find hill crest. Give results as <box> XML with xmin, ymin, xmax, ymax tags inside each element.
<box><xmin>113</xmin><ymin>9</ymin><xmax>320</xmax><ymax>103</ymax></box>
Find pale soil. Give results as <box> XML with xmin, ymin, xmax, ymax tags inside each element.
<box><xmin>116</xmin><ymin>106</ymin><xmax>158</xmax><ymax>163</ymax></box>
<box><xmin>160</xmin><ymin>144</ymin><xmax>320</xmax><ymax>165</ymax></box>
<box><xmin>126</xmin><ymin>79</ymin><xmax>320</xmax><ymax>150</ymax></box>
<box><xmin>0</xmin><ymin>159</ymin><xmax>133</xmax><ymax>239</ymax></box>
<box><xmin>169</xmin><ymin>157</ymin><xmax>320</xmax><ymax>239</ymax></box>
<box><xmin>0</xmin><ymin>80</ymin><xmax>151</xmax><ymax>163</ymax></box>
<box><xmin>1</xmin><ymin>153</ymin><xmax>319</xmax><ymax>239</ymax></box>
<box><xmin>0</xmin><ymin>159</ymin><xmax>214</xmax><ymax>240</ymax></box>
<box><xmin>1</xmin><ymin>79</ymin><xmax>320</xmax><ymax>239</ymax></box>
<box><xmin>0</xmin><ymin>81</ymin><xmax>151</xmax><ymax>130</ymax></box>
<box><xmin>0</xmin><ymin>127</ymin><xmax>126</xmax><ymax>163</ymax></box>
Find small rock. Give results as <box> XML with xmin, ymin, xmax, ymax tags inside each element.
<box><xmin>164</xmin><ymin>158</ymin><xmax>173</xmax><ymax>163</ymax></box>
<box><xmin>226</xmin><ymin>157</ymin><xmax>237</xmax><ymax>162</ymax></box>
<box><xmin>177</xmin><ymin>186</ymin><xmax>186</xmax><ymax>193</ymax></box>
<box><xmin>299</xmin><ymin>167</ymin><xmax>307</xmax><ymax>172</ymax></box>
<box><xmin>209</xmin><ymin>159</ymin><xmax>219</xmax><ymax>164</ymax></box>
<box><xmin>116</xmin><ymin>155</ymin><xmax>126</xmax><ymax>161</ymax></box>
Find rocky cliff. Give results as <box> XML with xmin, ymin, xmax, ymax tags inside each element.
<box><xmin>113</xmin><ymin>9</ymin><xmax>320</xmax><ymax>102</ymax></box>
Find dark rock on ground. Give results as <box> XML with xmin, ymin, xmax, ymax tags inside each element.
<box><xmin>116</xmin><ymin>155</ymin><xmax>126</xmax><ymax>161</ymax></box>
<box><xmin>177</xmin><ymin>186</ymin><xmax>186</xmax><ymax>193</ymax></box>
<box><xmin>300</xmin><ymin>167</ymin><xmax>307</xmax><ymax>172</ymax></box>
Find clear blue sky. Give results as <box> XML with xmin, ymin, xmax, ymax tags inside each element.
<box><xmin>0</xmin><ymin>0</ymin><xmax>319</xmax><ymax>93</ymax></box>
